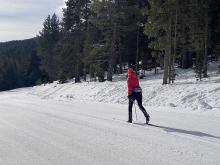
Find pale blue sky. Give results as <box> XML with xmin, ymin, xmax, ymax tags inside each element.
<box><xmin>0</xmin><ymin>0</ymin><xmax>66</xmax><ymax>42</ymax></box>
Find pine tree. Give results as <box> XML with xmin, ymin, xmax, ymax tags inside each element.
<box><xmin>89</xmin><ymin>0</ymin><xmax>120</xmax><ymax>81</ymax></box>
<box><xmin>144</xmin><ymin>0</ymin><xmax>177</xmax><ymax>84</ymax></box>
<box><xmin>83</xmin><ymin>23</ymin><xmax>105</xmax><ymax>82</ymax></box>
<box><xmin>60</xmin><ymin>0</ymin><xmax>91</xmax><ymax>83</ymax></box>
<box><xmin>210</xmin><ymin>0</ymin><xmax>220</xmax><ymax>60</ymax></box>
<box><xmin>37</xmin><ymin>14</ymin><xmax>60</xmax><ymax>82</ymax></box>
<box><xmin>26</xmin><ymin>50</ymin><xmax>42</xmax><ymax>86</ymax></box>
<box><xmin>89</xmin><ymin>0</ymin><xmax>148</xmax><ymax>81</ymax></box>
<box><xmin>187</xmin><ymin>0</ymin><xmax>212</xmax><ymax>80</ymax></box>
<box><xmin>143</xmin><ymin>0</ymin><xmax>215</xmax><ymax>83</ymax></box>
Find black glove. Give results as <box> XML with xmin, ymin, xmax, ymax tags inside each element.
<box><xmin>128</xmin><ymin>95</ymin><xmax>132</xmax><ymax>99</ymax></box>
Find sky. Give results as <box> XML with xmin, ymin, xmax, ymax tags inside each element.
<box><xmin>0</xmin><ymin>0</ymin><xmax>66</xmax><ymax>42</ymax></box>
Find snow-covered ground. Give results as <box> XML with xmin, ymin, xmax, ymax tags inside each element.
<box><xmin>30</xmin><ymin>62</ymin><xmax>220</xmax><ymax>114</ymax></box>
<box><xmin>0</xmin><ymin>63</ymin><xmax>220</xmax><ymax>165</ymax></box>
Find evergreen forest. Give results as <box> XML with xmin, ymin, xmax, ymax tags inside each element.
<box><xmin>0</xmin><ymin>0</ymin><xmax>220</xmax><ymax>91</ymax></box>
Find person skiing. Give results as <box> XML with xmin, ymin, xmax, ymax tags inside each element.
<box><xmin>127</xmin><ymin>67</ymin><xmax>150</xmax><ymax>124</ymax></box>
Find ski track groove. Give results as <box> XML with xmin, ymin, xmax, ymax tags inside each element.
<box><xmin>1</xmin><ymin>100</ymin><xmax>220</xmax><ymax>148</ymax></box>
<box><xmin>0</xmin><ymin>93</ymin><xmax>220</xmax><ymax>165</ymax></box>
<box><xmin>113</xmin><ymin>118</ymin><xmax>220</xmax><ymax>147</ymax></box>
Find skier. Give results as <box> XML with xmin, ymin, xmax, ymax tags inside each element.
<box><xmin>127</xmin><ymin>67</ymin><xmax>150</xmax><ymax>124</ymax></box>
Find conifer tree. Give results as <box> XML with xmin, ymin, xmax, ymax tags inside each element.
<box><xmin>37</xmin><ymin>14</ymin><xmax>60</xmax><ymax>82</ymax></box>
<box><xmin>144</xmin><ymin>0</ymin><xmax>176</xmax><ymax>84</ymax></box>
<box><xmin>60</xmin><ymin>0</ymin><xmax>91</xmax><ymax>83</ymax></box>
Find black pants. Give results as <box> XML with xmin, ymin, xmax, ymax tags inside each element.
<box><xmin>128</xmin><ymin>92</ymin><xmax>149</xmax><ymax>122</ymax></box>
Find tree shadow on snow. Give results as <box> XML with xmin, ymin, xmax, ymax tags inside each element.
<box><xmin>134</xmin><ymin>123</ymin><xmax>220</xmax><ymax>140</ymax></box>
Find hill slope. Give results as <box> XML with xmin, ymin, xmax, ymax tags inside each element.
<box><xmin>30</xmin><ymin>62</ymin><xmax>220</xmax><ymax>113</ymax></box>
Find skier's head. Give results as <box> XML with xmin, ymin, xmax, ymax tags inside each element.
<box><xmin>128</xmin><ymin>67</ymin><xmax>134</xmax><ymax>76</ymax></box>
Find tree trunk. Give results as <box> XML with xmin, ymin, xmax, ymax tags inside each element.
<box><xmin>203</xmin><ymin>11</ymin><xmax>208</xmax><ymax>78</ymax></box>
<box><xmin>107</xmin><ymin>38</ymin><xmax>115</xmax><ymax>82</ymax></box>
<box><xmin>107</xmin><ymin>64</ymin><xmax>113</xmax><ymax>81</ymax></box>
<box><xmin>75</xmin><ymin>63</ymin><xmax>81</xmax><ymax>83</ymax></box>
<box><xmin>83</xmin><ymin>67</ymin><xmax>87</xmax><ymax>81</ymax></box>
<box><xmin>107</xmin><ymin>17</ymin><xmax>118</xmax><ymax>81</ymax></box>
<box><xmin>163</xmin><ymin>17</ymin><xmax>172</xmax><ymax>85</ymax></box>
<box><xmin>136</xmin><ymin>26</ymin><xmax>140</xmax><ymax>72</ymax></box>
<box><xmin>171</xmin><ymin>5</ymin><xmax>178</xmax><ymax>84</ymax></box>
<box><xmin>83</xmin><ymin>0</ymin><xmax>89</xmax><ymax>82</ymax></box>
<box><xmin>118</xmin><ymin>37</ymin><xmax>123</xmax><ymax>74</ymax></box>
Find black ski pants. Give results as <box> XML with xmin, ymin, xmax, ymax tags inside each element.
<box><xmin>128</xmin><ymin>92</ymin><xmax>149</xmax><ymax>122</ymax></box>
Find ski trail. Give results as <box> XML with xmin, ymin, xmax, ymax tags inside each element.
<box><xmin>2</xmin><ymin>97</ymin><xmax>220</xmax><ymax>147</ymax></box>
<box><xmin>113</xmin><ymin>118</ymin><xmax>220</xmax><ymax>147</ymax></box>
<box><xmin>0</xmin><ymin>93</ymin><xmax>220</xmax><ymax>165</ymax></box>
<box><xmin>2</xmin><ymin>99</ymin><xmax>220</xmax><ymax>148</ymax></box>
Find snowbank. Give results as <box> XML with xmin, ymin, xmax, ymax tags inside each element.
<box><xmin>29</xmin><ymin>62</ymin><xmax>220</xmax><ymax>111</ymax></box>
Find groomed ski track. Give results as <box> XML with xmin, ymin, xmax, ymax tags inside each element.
<box><xmin>0</xmin><ymin>89</ymin><xmax>220</xmax><ymax>165</ymax></box>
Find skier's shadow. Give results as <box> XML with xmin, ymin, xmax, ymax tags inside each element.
<box><xmin>134</xmin><ymin>123</ymin><xmax>220</xmax><ymax>139</ymax></box>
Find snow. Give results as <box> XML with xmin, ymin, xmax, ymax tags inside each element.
<box><xmin>0</xmin><ymin>62</ymin><xmax>220</xmax><ymax>165</ymax></box>
<box><xmin>30</xmin><ymin>62</ymin><xmax>220</xmax><ymax>114</ymax></box>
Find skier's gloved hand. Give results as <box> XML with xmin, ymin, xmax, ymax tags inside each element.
<box><xmin>128</xmin><ymin>95</ymin><xmax>132</xmax><ymax>99</ymax></box>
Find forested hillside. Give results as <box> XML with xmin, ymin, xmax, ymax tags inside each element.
<box><xmin>0</xmin><ymin>0</ymin><xmax>220</xmax><ymax>91</ymax></box>
<box><xmin>0</xmin><ymin>38</ymin><xmax>41</xmax><ymax>91</ymax></box>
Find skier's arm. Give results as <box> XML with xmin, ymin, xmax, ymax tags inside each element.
<box><xmin>127</xmin><ymin>78</ymin><xmax>133</xmax><ymax>96</ymax></box>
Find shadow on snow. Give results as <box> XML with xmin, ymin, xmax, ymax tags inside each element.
<box><xmin>134</xmin><ymin>123</ymin><xmax>220</xmax><ymax>140</ymax></box>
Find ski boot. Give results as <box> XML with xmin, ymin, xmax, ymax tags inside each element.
<box><xmin>146</xmin><ymin>114</ymin><xmax>150</xmax><ymax>124</ymax></box>
<box><xmin>127</xmin><ymin>120</ymin><xmax>132</xmax><ymax>123</ymax></box>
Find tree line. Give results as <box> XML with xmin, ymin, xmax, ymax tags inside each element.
<box><xmin>37</xmin><ymin>0</ymin><xmax>149</xmax><ymax>83</ymax></box>
<box><xmin>38</xmin><ymin>0</ymin><xmax>220</xmax><ymax>84</ymax></box>
<box><xmin>0</xmin><ymin>0</ymin><xmax>220</xmax><ymax>91</ymax></box>
<box><xmin>144</xmin><ymin>0</ymin><xmax>220</xmax><ymax>83</ymax></box>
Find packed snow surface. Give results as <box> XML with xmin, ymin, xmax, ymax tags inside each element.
<box><xmin>0</xmin><ymin>64</ymin><xmax>220</xmax><ymax>165</ymax></box>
